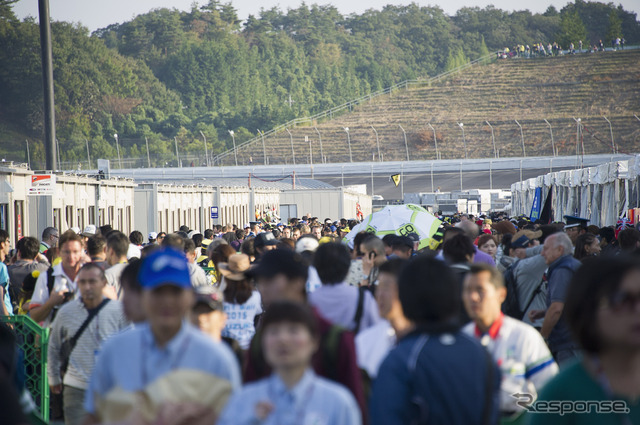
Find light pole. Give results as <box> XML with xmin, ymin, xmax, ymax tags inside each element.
<box><xmin>458</xmin><ymin>123</ymin><xmax>467</xmax><ymax>159</ymax></box>
<box><xmin>314</xmin><ymin>127</ymin><xmax>324</xmax><ymax>164</ymax></box>
<box><xmin>370</xmin><ymin>125</ymin><xmax>382</xmax><ymax>162</ymax></box>
<box><xmin>515</xmin><ymin>120</ymin><xmax>525</xmax><ymax>157</ymax></box>
<box><xmin>398</xmin><ymin>124</ymin><xmax>409</xmax><ymax>161</ymax></box>
<box><xmin>257</xmin><ymin>129</ymin><xmax>267</xmax><ymax>165</ymax></box>
<box><xmin>228</xmin><ymin>130</ymin><xmax>238</xmax><ymax>166</ymax></box>
<box><xmin>26</xmin><ymin>139</ymin><xmax>31</xmax><ymax>169</ymax></box>
<box><xmin>543</xmin><ymin>119</ymin><xmax>556</xmax><ymax>156</ymax></box>
<box><xmin>572</xmin><ymin>118</ymin><xmax>582</xmax><ymax>169</ymax></box>
<box><xmin>602</xmin><ymin>116</ymin><xmax>615</xmax><ymax>154</ymax></box>
<box><xmin>343</xmin><ymin>127</ymin><xmax>353</xmax><ymax>163</ymax></box>
<box><xmin>85</xmin><ymin>138</ymin><xmax>91</xmax><ymax>169</ymax></box>
<box><xmin>427</xmin><ymin>123</ymin><xmax>439</xmax><ymax>160</ymax></box>
<box><xmin>306</xmin><ymin>135</ymin><xmax>312</xmax><ymax>165</ymax></box>
<box><xmin>485</xmin><ymin>121</ymin><xmax>497</xmax><ymax>158</ymax></box>
<box><xmin>199</xmin><ymin>130</ymin><xmax>209</xmax><ymax>167</ymax></box>
<box><xmin>285</xmin><ymin>128</ymin><xmax>296</xmax><ymax>165</ymax></box>
<box><xmin>174</xmin><ymin>136</ymin><xmax>181</xmax><ymax>167</ymax></box>
<box><xmin>144</xmin><ymin>136</ymin><xmax>151</xmax><ymax>167</ymax></box>
<box><xmin>114</xmin><ymin>133</ymin><xmax>122</xmax><ymax>169</ymax></box>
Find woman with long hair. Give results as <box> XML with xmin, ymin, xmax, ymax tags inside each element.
<box><xmin>574</xmin><ymin>233</ymin><xmax>601</xmax><ymax>261</ymax></box>
<box><xmin>219</xmin><ymin>253</ymin><xmax>263</xmax><ymax>350</ymax></box>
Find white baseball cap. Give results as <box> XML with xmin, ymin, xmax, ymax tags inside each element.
<box><xmin>81</xmin><ymin>225</ymin><xmax>97</xmax><ymax>237</ymax></box>
<box><xmin>295</xmin><ymin>237</ymin><xmax>319</xmax><ymax>254</ymax></box>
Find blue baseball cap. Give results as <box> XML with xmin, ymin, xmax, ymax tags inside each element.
<box><xmin>139</xmin><ymin>247</ymin><xmax>191</xmax><ymax>290</ymax></box>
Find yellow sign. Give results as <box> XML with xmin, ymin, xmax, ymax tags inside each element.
<box><xmin>391</xmin><ymin>174</ymin><xmax>400</xmax><ymax>187</ymax></box>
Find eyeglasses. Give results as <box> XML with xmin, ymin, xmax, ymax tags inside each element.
<box><xmin>606</xmin><ymin>290</ymin><xmax>640</xmax><ymax>312</ymax></box>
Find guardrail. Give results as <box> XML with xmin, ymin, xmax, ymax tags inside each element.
<box><xmin>210</xmin><ymin>52</ymin><xmax>499</xmax><ymax>165</ymax></box>
<box><xmin>0</xmin><ymin>315</ymin><xmax>50</xmax><ymax>423</ymax></box>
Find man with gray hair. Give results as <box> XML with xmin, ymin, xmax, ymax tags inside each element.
<box><xmin>529</xmin><ymin>233</ymin><xmax>581</xmax><ymax>366</ymax></box>
<box><xmin>40</xmin><ymin>226</ymin><xmax>59</xmax><ymax>254</ymax></box>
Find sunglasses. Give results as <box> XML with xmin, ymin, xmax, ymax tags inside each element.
<box><xmin>606</xmin><ymin>290</ymin><xmax>640</xmax><ymax>312</ymax></box>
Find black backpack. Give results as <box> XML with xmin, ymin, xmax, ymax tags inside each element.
<box><xmin>501</xmin><ymin>261</ymin><xmax>523</xmax><ymax>319</ymax></box>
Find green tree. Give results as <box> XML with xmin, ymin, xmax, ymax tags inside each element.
<box><xmin>556</xmin><ymin>9</ymin><xmax>587</xmax><ymax>48</ymax></box>
<box><xmin>605</xmin><ymin>10</ymin><xmax>622</xmax><ymax>44</ymax></box>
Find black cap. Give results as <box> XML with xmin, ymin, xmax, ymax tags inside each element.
<box><xmin>247</xmin><ymin>249</ymin><xmax>308</xmax><ymax>281</ymax></box>
<box><xmin>254</xmin><ymin>232</ymin><xmax>279</xmax><ymax>249</ymax></box>
<box><xmin>391</xmin><ymin>235</ymin><xmax>414</xmax><ymax>250</ymax></box>
<box><xmin>407</xmin><ymin>232</ymin><xmax>420</xmax><ymax>243</ymax></box>
<box><xmin>563</xmin><ymin>215</ymin><xmax>589</xmax><ymax>229</ymax></box>
<box><xmin>511</xmin><ymin>234</ymin><xmax>531</xmax><ymax>249</ymax></box>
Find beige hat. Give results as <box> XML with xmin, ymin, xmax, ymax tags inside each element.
<box><xmin>513</xmin><ymin>229</ymin><xmax>543</xmax><ymax>241</ymax></box>
<box><xmin>217</xmin><ymin>254</ymin><xmax>251</xmax><ymax>281</ymax></box>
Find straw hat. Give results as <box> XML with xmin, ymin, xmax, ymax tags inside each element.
<box><xmin>217</xmin><ymin>254</ymin><xmax>251</xmax><ymax>281</ymax></box>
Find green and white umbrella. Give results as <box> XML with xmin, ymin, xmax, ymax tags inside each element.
<box><xmin>344</xmin><ymin>204</ymin><xmax>442</xmax><ymax>250</ymax></box>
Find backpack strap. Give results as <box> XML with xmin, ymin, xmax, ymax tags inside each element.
<box><xmin>249</xmin><ymin>326</ymin><xmax>266</xmax><ymax>378</ymax></box>
<box><xmin>353</xmin><ymin>286</ymin><xmax>366</xmax><ymax>334</ymax></box>
<box><xmin>46</xmin><ymin>267</ymin><xmax>55</xmax><ymax>295</ymax></box>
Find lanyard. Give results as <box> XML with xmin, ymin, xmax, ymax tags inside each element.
<box><xmin>140</xmin><ymin>331</ymin><xmax>191</xmax><ymax>387</ymax></box>
<box><xmin>266</xmin><ymin>377</ymin><xmax>315</xmax><ymax>425</ymax></box>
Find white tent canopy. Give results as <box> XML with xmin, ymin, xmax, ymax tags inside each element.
<box><xmin>510</xmin><ymin>155</ymin><xmax>640</xmax><ymax>227</ymax></box>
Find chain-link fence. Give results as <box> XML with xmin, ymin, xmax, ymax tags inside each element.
<box><xmin>0</xmin><ymin>315</ymin><xmax>50</xmax><ymax>423</ymax></box>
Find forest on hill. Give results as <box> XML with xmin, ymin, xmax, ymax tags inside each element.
<box><xmin>0</xmin><ymin>0</ymin><xmax>638</xmax><ymax>167</ymax></box>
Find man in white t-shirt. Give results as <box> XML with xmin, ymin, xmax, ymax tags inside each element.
<box><xmin>30</xmin><ymin>231</ymin><xmax>85</xmax><ymax>326</ymax></box>
<box><xmin>462</xmin><ymin>263</ymin><xmax>558</xmax><ymax>418</ymax></box>
<box><xmin>104</xmin><ymin>231</ymin><xmax>129</xmax><ymax>299</ymax></box>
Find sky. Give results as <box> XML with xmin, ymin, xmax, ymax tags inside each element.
<box><xmin>12</xmin><ymin>0</ymin><xmax>640</xmax><ymax>32</ymax></box>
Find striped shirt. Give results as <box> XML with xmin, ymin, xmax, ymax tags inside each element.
<box><xmin>47</xmin><ymin>298</ymin><xmax>128</xmax><ymax>390</ymax></box>
<box><xmin>463</xmin><ymin>313</ymin><xmax>558</xmax><ymax>413</ymax></box>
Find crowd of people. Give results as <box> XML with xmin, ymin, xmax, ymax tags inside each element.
<box><xmin>1</xmin><ymin>211</ymin><xmax>640</xmax><ymax>425</ymax></box>
<box><xmin>499</xmin><ymin>37</ymin><xmax>627</xmax><ymax>59</ymax></box>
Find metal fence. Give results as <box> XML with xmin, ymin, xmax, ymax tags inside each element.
<box><xmin>0</xmin><ymin>315</ymin><xmax>50</xmax><ymax>423</ymax></box>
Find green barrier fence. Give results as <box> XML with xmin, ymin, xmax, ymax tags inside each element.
<box><xmin>0</xmin><ymin>315</ymin><xmax>50</xmax><ymax>423</ymax></box>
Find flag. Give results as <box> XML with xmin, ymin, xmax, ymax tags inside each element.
<box><xmin>529</xmin><ymin>187</ymin><xmax>542</xmax><ymax>221</ymax></box>
<box><xmin>391</xmin><ymin>174</ymin><xmax>401</xmax><ymax>187</ymax></box>
<box><xmin>539</xmin><ymin>187</ymin><xmax>553</xmax><ymax>224</ymax></box>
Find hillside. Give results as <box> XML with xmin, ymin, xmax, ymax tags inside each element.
<box><xmin>219</xmin><ymin>49</ymin><xmax>640</xmax><ymax>165</ymax></box>
<box><xmin>2</xmin><ymin>1</ymin><xmax>639</xmax><ymax>169</ymax></box>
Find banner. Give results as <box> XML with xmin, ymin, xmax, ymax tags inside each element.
<box><xmin>529</xmin><ymin>187</ymin><xmax>542</xmax><ymax>221</ymax></box>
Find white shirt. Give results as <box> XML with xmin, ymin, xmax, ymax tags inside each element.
<box><xmin>306</xmin><ymin>266</ymin><xmax>322</xmax><ymax>294</ymax></box>
<box><xmin>355</xmin><ymin>320</ymin><xmax>395</xmax><ymax>379</ymax></box>
<box><xmin>222</xmin><ymin>291</ymin><xmax>263</xmax><ymax>350</ymax></box>
<box><xmin>31</xmin><ymin>263</ymin><xmax>79</xmax><ymax>327</ymax></box>
<box><xmin>463</xmin><ymin>314</ymin><xmax>558</xmax><ymax>413</ymax></box>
